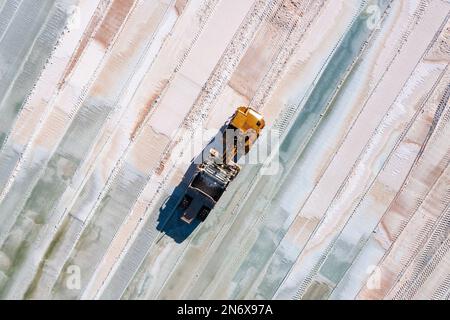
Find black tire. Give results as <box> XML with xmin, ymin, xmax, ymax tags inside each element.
<box><xmin>197</xmin><ymin>207</ymin><xmax>210</xmax><ymax>221</ymax></box>
<box><xmin>180</xmin><ymin>195</ymin><xmax>192</xmax><ymax>209</ymax></box>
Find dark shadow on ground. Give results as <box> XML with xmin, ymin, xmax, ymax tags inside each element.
<box><xmin>155</xmin><ymin>162</ymin><xmax>201</xmax><ymax>243</ymax></box>
<box><xmin>156</xmin><ymin>123</ymin><xmax>229</xmax><ymax>243</ymax></box>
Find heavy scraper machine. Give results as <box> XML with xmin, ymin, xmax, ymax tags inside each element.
<box><xmin>179</xmin><ymin>106</ymin><xmax>265</xmax><ymax>223</ymax></box>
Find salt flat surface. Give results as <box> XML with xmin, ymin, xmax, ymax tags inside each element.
<box><xmin>0</xmin><ymin>0</ymin><xmax>448</xmax><ymax>300</ymax></box>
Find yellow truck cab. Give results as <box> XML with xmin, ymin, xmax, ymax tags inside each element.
<box><xmin>230</xmin><ymin>106</ymin><xmax>265</xmax><ymax>135</ymax></box>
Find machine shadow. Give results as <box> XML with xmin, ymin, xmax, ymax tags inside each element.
<box><xmin>156</xmin><ymin>123</ymin><xmax>229</xmax><ymax>243</ymax></box>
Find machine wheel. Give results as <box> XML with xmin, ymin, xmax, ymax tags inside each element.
<box><xmin>197</xmin><ymin>206</ymin><xmax>211</xmax><ymax>222</ymax></box>
<box><xmin>180</xmin><ymin>195</ymin><xmax>192</xmax><ymax>209</ymax></box>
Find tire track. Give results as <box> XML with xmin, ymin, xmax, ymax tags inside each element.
<box><xmin>97</xmin><ymin>0</ymin><xmax>290</xmax><ymax>300</ymax></box>
<box><xmin>0</xmin><ymin>0</ymin><xmax>141</xmax><ymax>298</ymax></box>
<box><xmin>155</xmin><ymin>0</ymin><xmax>391</xmax><ymax>300</ymax></box>
<box><xmin>272</xmin><ymin>4</ymin><xmax>448</xmax><ymax>300</ymax></box>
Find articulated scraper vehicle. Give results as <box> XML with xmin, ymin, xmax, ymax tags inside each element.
<box><xmin>179</xmin><ymin>106</ymin><xmax>265</xmax><ymax>224</ymax></box>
